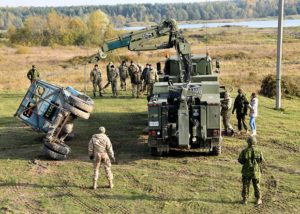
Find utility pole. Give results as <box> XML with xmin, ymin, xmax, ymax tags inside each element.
<box><xmin>276</xmin><ymin>0</ymin><xmax>284</xmax><ymax>109</ymax></box>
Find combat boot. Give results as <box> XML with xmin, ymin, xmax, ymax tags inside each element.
<box><xmin>109</xmin><ymin>180</ymin><xmax>114</xmax><ymax>189</ymax></box>
<box><xmin>241</xmin><ymin>198</ymin><xmax>247</xmax><ymax>205</ymax></box>
<box><xmin>93</xmin><ymin>180</ymin><xmax>97</xmax><ymax>190</ymax></box>
<box><xmin>256</xmin><ymin>198</ymin><xmax>262</xmax><ymax>205</ymax></box>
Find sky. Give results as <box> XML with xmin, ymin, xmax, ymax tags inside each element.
<box><xmin>0</xmin><ymin>0</ymin><xmax>208</xmax><ymax>7</ymax></box>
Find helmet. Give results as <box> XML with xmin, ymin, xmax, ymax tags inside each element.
<box><xmin>99</xmin><ymin>126</ymin><xmax>106</xmax><ymax>134</ymax></box>
<box><xmin>247</xmin><ymin>136</ymin><xmax>257</xmax><ymax>146</ymax></box>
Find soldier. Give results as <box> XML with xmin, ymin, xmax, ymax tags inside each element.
<box><xmin>103</xmin><ymin>62</ymin><xmax>113</xmax><ymax>90</ymax></box>
<box><xmin>131</xmin><ymin>63</ymin><xmax>142</xmax><ymax>98</ymax></box>
<box><xmin>232</xmin><ymin>88</ymin><xmax>249</xmax><ymax>134</ymax></box>
<box><xmin>108</xmin><ymin>64</ymin><xmax>119</xmax><ymax>97</ymax></box>
<box><xmin>119</xmin><ymin>61</ymin><xmax>129</xmax><ymax>91</ymax></box>
<box><xmin>141</xmin><ymin>64</ymin><xmax>150</xmax><ymax>93</ymax></box>
<box><xmin>27</xmin><ymin>65</ymin><xmax>40</xmax><ymax>83</ymax></box>
<box><xmin>88</xmin><ymin>126</ymin><xmax>115</xmax><ymax>190</ymax></box>
<box><xmin>238</xmin><ymin>136</ymin><xmax>264</xmax><ymax>205</ymax></box>
<box><xmin>221</xmin><ymin>91</ymin><xmax>234</xmax><ymax>136</ymax></box>
<box><xmin>90</xmin><ymin>64</ymin><xmax>103</xmax><ymax>97</ymax></box>
<box><xmin>146</xmin><ymin>64</ymin><xmax>158</xmax><ymax>95</ymax></box>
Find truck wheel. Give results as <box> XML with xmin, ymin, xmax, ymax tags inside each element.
<box><xmin>63</xmin><ymin>102</ymin><xmax>90</xmax><ymax>120</ymax></box>
<box><xmin>42</xmin><ymin>145</ymin><xmax>68</xmax><ymax>160</ymax></box>
<box><xmin>212</xmin><ymin>146</ymin><xmax>221</xmax><ymax>156</ymax></box>
<box><xmin>69</xmin><ymin>95</ymin><xmax>94</xmax><ymax>113</ymax></box>
<box><xmin>44</xmin><ymin>140</ymin><xmax>71</xmax><ymax>155</ymax></box>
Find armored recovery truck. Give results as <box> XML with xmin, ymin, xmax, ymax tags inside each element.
<box><xmin>92</xmin><ymin>19</ymin><xmax>226</xmax><ymax>156</ymax></box>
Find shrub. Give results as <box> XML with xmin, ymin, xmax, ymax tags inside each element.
<box><xmin>260</xmin><ymin>74</ymin><xmax>300</xmax><ymax>98</ymax></box>
<box><xmin>15</xmin><ymin>46</ymin><xmax>31</xmax><ymax>54</ymax></box>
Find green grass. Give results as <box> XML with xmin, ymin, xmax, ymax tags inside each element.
<box><xmin>0</xmin><ymin>90</ymin><xmax>299</xmax><ymax>213</ymax></box>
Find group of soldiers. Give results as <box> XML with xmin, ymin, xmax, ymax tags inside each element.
<box><xmin>27</xmin><ymin>64</ymin><xmax>264</xmax><ymax>206</ymax></box>
<box><xmin>90</xmin><ymin>61</ymin><xmax>158</xmax><ymax>98</ymax></box>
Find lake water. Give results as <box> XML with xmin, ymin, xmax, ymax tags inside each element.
<box><xmin>123</xmin><ymin>19</ymin><xmax>300</xmax><ymax>31</ymax></box>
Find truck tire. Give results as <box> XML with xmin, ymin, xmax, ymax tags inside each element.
<box><xmin>63</xmin><ymin>102</ymin><xmax>90</xmax><ymax>120</ymax></box>
<box><xmin>212</xmin><ymin>146</ymin><xmax>221</xmax><ymax>156</ymax></box>
<box><xmin>44</xmin><ymin>140</ymin><xmax>71</xmax><ymax>155</ymax></box>
<box><xmin>42</xmin><ymin>145</ymin><xmax>68</xmax><ymax>160</ymax></box>
<box><xmin>68</xmin><ymin>95</ymin><xmax>94</xmax><ymax>113</ymax></box>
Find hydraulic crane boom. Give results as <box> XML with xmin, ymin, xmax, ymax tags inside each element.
<box><xmin>93</xmin><ymin>19</ymin><xmax>192</xmax><ymax>83</ymax></box>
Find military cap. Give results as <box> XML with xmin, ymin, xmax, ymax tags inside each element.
<box><xmin>99</xmin><ymin>126</ymin><xmax>106</xmax><ymax>134</ymax></box>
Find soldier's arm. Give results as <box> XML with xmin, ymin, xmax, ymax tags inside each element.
<box><xmin>90</xmin><ymin>71</ymin><xmax>94</xmax><ymax>82</ymax></box>
<box><xmin>106</xmin><ymin>138</ymin><xmax>115</xmax><ymax>159</ymax></box>
<box><xmin>238</xmin><ymin>150</ymin><xmax>245</xmax><ymax>164</ymax></box>
<box><xmin>37</xmin><ymin>70</ymin><xmax>40</xmax><ymax>78</ymax></box>
<box><xmin>27</xmin><ymin>70</ymin><xmax>31</xmax><ymax>80</ymax></box>
<box><xmin>88</xmin><ymin>138</ymin><xmax>94</xmax><ymax>157</ymax></box>
<box><xmin>232</xmin><ymin>98</ymin><xmax>237</xmax><ymax>113</ymax></box>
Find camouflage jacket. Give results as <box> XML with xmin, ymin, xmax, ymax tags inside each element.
<box><xmin>221</xmin><ymin>98</ymin><xmax>232</xmax><ymax>116</ymax></box>
<box><xmin>119</xmin><ymin>65</ymin><xmax>129</xmax><ymax>79</ymax></box>
<box><xmin>88</xmin><ymin>133</ymin><xmax>114</xmax><ymax>158</ymax></box>
<box><xmin>128</xmin><ymin>64</ymin><xmax>138</xmax><ymax>77</ymax></box>
<box><xmin>108</xmin><ymin>68</ymin><xmax>119</xmax><ymax>83</ymax></box>
<box><xmin>238</xmin><ymin>146</ymin><xmax>264</xmax><ymax>179</ymax></box>
<box><xmin>232</xmin><ymin>94</ymin><xmax>249</xmax><ymax>116</ymax></box>
<box><xmin>147</xmin><ymin>68</ymin><xmax>158</xmax><ymax>84</ymax></box>
<box><xmin>27</xmin><ymin>68</ymin><xmax>40</xmax><ymax>80</ymax></box>
<box><xmin>90</xmin><ymin>68</ymin><xmax>102</xmax><ymax>83</ymax></box>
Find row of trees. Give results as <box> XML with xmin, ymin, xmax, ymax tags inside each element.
<box><xmin>1</xmin><ymin>0</ymin><xmax>300</xmax><ymax>30</ymax></box>
<box><xmin>7</xmin><ymin>10</ymin><xmax>116</xmax><ymax>46</ymax></box>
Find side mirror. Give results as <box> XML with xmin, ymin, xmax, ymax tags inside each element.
<box><xmin>157</xmin><ymin>62</ymin><xmax>161</xmax><ymax>73</ymax></box>
<box><xmin>216</xmin><ymin>59</ymin><xmax>220</xmax><ymax>69</ymax></box>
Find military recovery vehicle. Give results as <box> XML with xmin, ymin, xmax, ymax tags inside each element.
<box><xmin>15</xmin><ymin>80</ymin><xmax>94</xmax><ymax>160</ymax></box>
<box><xmin>93</xmin><ymin>19</ymin><xmax>226</xmax><ymax>156</ymax></box>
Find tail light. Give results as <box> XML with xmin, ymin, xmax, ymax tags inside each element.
<box><xmin>148</xmin><ymin>130</ymin><xmax>161</xmax><ymax>136</ymax></box>
<box><xmin>212</xmin><ymin>129</ymin><xmax>220</xmax><ymax>137</ymax></box>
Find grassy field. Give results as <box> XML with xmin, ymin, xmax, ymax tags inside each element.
<box><xmin>0</xmin><ymin>27</ymin><xmax>299</xmax><ymax>213</ymax></box>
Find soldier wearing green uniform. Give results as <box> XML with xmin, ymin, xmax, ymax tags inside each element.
<box><xmin>108</xmin><ymin>64</ymin><xmax>119</xmax><ymax>97</ymax></box>
<box><xmin>131</xmin><ymin>64</ymin><xmax>142</xmax><ymax>98</ymax></box>
<box><xmin>88</xmin><ymin>126</ymin><xmax>115</xmax><ymax>190</ymax></box>
<box><xmin>232</xmin><ymin>88</ymin><xmax>249</xmax><ymax>134</ymax></box>
<box><xmin>27</xmin><ymin>65</ymin><xmax>40</xmax><ymax>83</ymax></box>
<box><xmin>90</xmin><ymin>64</ymin><xmax>103</xmax><ymax>97</ymax></box>
<box><xmin>119</xmin><ymin>61</ymin><xmax>129</xmax><ymax>91</ymax></box>
<box><xmin>238</xmin><ymin>136</ymin><xmax>264</xmax><ymax>205</ymax></box>
<box><xmin>221</xmin><ymin>91</ymin><xmax>234</xmax><ymax>135</ymax></box>
<box><xmin>146</xmin><ymin>64</ymin><xmax>158</xmax><ymax>95</ymax></box>
<box><xmin>141</xmin><ymin>64</ymin><xmax>150</xmax><ymax>93</ymax></box>
<box><xmin>103</xmin><ymin>62</ymin><xmax>113</xmax><ymax>90</ymax></box>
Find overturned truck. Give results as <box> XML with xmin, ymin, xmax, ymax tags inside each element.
<box><xmin>15</xmin><ymin>80</ymin><xmax>94</xmax><ymax>160</ymax></box>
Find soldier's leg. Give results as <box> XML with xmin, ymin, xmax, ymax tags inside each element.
<box><xmin>242</xmin><ymin>115</ymin><xmax>248</xmax><ymax>131</ymax></box>
<box><xmin>237</xmin><ymin>115</ymin><xmax>242</xmax><ymax>131</ymax></box>
<box><xmin>92</xmin><ymin>83</ymin><xmax>97</xmax><ymax>97</ymax></box>
<box><xmin>114</xmin><ymin>82</ymin><xmax>118</xmax><ymax>97</ymax></box>
<box><xmin>111</xmin><ymin>83</ymin><xmax>115</xmax><ymax>97</ymax></box>
<box><xmin>137</xmin><ymin>84</ymin><xmax>140</xmax><ymax>98</ymax></box>
<box><xmin>252</xmin><ymin>178</ymin><xmax>261</xmax><ymax>202</ymax></box>
<box><xmin>132</xmin><ymin>84</ymin><xmax>135</xmax><ymax>97</ymax></box>
<box><xmin>242</xmin><ymin>176</ymin><xmax>251</xmax><ymax>203</ymax></box>
<box><xmin>102</xmin><ymin>153</ymin><xmax>113</xmax><ymax>188</ymax></box>
<box><xmin>93</xmin><ymin>153</ymin><xmax>101</xmax><ymax>190</ymax></box>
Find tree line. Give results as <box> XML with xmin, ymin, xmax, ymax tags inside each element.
<box><xmin>1</xmin><ymin>0</ymin><xmax>300</xmax><ymax>30</ymax></box>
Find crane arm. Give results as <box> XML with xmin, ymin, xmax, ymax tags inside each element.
<box><xmin>93</xmin><ymin>19</ymin><xmax>192</xmax><ymax>83</ymax></box>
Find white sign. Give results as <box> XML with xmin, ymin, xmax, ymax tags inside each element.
<box><xmin>149</xmin><ymin>121</ymin><xmax>159</xmax><ymax>127</ymax></box>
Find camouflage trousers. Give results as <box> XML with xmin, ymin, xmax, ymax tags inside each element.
<box><xmin>132</xmin><ymin>83</ymin><xmax>140</xmax><ymax>98</ymax></box>
<box><xmin>120</xmin><ymin>78</ymin><xmax>127</xmax><ymax>90</ymax></box>
<box><xmin>93</xmin><ymin>153</ymin><xmax>113</xmax><ymax>184</ymax></box>
<box><xmin>222</xmin><ymin>114</ymin><xmax>233</xmax><ymax>131</ymax></box>
<box><xmin>147</xmin><ymin>83</ymin><xmax>154</xmax><ymax>95</ymax></box>
<box><xmin>242</xmin><ymin>176</ymin><xmax>261</xmax><ymax>200</ymax></box>
<box><xmin>92</xmin><ymin>80</ymin><xmax>102</xmax><ymax>95</ymax></box>
<box><xmin>111</xmin><ymin>81</ymin><xmax>118</xmax><ymax>97</ymax></box>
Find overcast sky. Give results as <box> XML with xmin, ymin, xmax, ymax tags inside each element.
<box><xmin>0</xmin><ymin>0</ymin><xmax>209</xmax><ymax>7</ymax></box>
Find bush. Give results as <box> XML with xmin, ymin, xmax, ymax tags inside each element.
<box><xmin>260</xmin><ymin>74</ymin><xmax>300</xmax><ymax>98</ymax></box>
<box><xmin>15</xmin><ymin>46</ymin><xmax>31</xmax><ymax>54</ymax></box>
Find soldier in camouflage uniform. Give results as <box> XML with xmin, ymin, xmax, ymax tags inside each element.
<box><xmin>221</xmin><ymin>91</ymin><xmax>234</xmax><ymax>135</ymax></box>
<box><xmin>238</xmin><ymin>136</ymin><xmax>264</xmax><ymax>205</ymax></box>
<box><xmin>90</xmin><ymin>64</ymin><xmax>103</xmax><ymax>97</ymax></box>
<box><xmin>103</xmin><ymin>62</ymin><xmax>113</xmax><ymax>90</ymax></box>
<box><xmin>119</xmin><ymin>61</ymin><xmax>129</xmax><ymax>91</ymax></box>
<box><xmin>232</xmin><ymin>88</ymin><xmax>249</xmax><ymax>134</ymax></box>
<box><xmin>141</xmin><ymin>64</ymin><xmax>150</xmax><ymax>93</ymax></box>
<box><xmin>88</xmin><ymin>126</ymin><xmax>115</xmax><ymax>190</ymax></box>
<box><xmin>27</xmin><ymin>65</ymin><xmax>40</xmax><ymax>83</ymax></box>
<box><xmin>108</xmin><ymin>64</ymin><xmax>119</xmax><ymax>97</ymax></box>
<box><xmin>146</xmin><ymin>64</ymin><xmax>158</xmax><ymax>95</ymax></box>
<box><xmin>130</xmin><ymin>63</ymin><xmax>142</xmax><ymax>98</ymax></box>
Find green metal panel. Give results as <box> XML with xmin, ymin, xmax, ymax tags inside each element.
<box><xmin>207</xmin><ymin>105</ymin><xmax>220</xmax><ymax>129</ymax></box>
<box><xmin>200</xmin><ymin>105</ymin><xmax>207</xmax><ymax>140</ymax></box>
